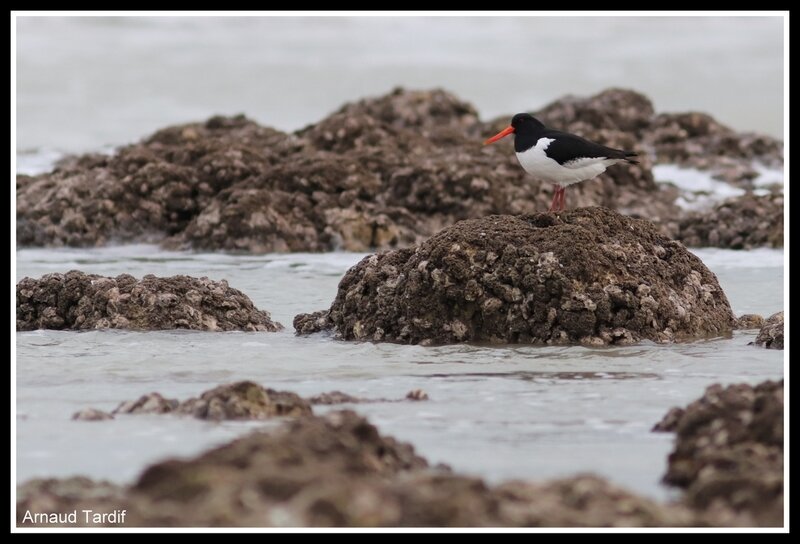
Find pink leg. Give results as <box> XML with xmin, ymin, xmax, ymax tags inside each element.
<box><xmin>560</xmin><ymin>187</ymin><xmax>567</xmax><ymax>211</ymax></box>
<box><xmin>548</xmin><ymin>185</ymin><xmax>561</xmax><ymax>212</ymax></box>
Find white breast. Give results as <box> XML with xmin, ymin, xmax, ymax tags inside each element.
<box><xmin>515</xmin><ymin>138</ymin><xmax>618</xmax><ymax>186</ymax></box>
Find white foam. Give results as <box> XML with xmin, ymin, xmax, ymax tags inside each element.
<box><xmin>752</xmin><ymin>163</ymin><xmax>784</xmax><ymax>187</ymax></box>
<box><xmin>16</xmin><ymin>148</ymin><xmax>64</xmax><ymax>176</ymax></box>
<box><xmin>653</xmin><ymin>164</ymin><xmax>746</xmax><ymax>211</ymax></box>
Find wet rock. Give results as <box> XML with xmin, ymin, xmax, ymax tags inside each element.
<box><xmin>16</xmin><ymin>271</ymin><xmax>282</xmax><ymax>332</ymax></box>
<box><xmin>308</xmin><ymin>389</ymin><xmax>429</xmax><ymax>405</ymax></box>
<box><xmin>293</xmin><ymin>310</ymin><xmax>332</xmax><ymax>336</ymax></box>
<box><xmin>754</xmin><ymin>312</ymin><xmax>784</xmax><ymax>350</ymax></box>
<box><xmin>647</xmin><ymin>112</ymin><xmax>783</xmax><ymax>183</ymax></box>
<box><xmin>735</xmin><ymin>314</ymin><xmax>765</xmax><ymax>330</ymax></box>
<box><xmin>16</xmin><ymin>87</ymin><xmax>782</xmax><ymax>252</ymax></box>
<box><xmin>307</xmin><ymin>391</ymin><xmax>368</xmax><ymax>405</ymax></box>
<box><xmin>295</xmin><ymin>208</ymin><xmax>735</xmax><ymax>345</ymax></box>
<box><xmin>177</xmin><ymin>381</ymin><xmax>312</xmax><ymax>420</ymax></box>
<box><xmin>17</xmin><ymin>411</ymin><xmax>693</xmax><ymax>527</ymax></box>
<box><xmin>676</xmin><ymin>193</ymin><xmax>784</xmax><ymax>249</ymax></box>
<box><xmin>16</xmin><ymin>115</ymin><xmax>292</xmax><ymax>248</ymax></box>
<box><xmin>111</xmin><ymin>382</ymin><xmax>311</xmax><ymax>421</ymax></box>
<box><xmin>405</xmin><ymin>389</ymin><xmax>429</xmax><ymax>401</ymax></box>
<box><xmin>71</xmin><ymin>408</ymin><xmax>114</xmax><ymax>421</ymax></box>
<box><xmin>113</xmin><ymin>393</ymin><xmax>180</xmax><ymax>415</ymax></box>
<box><xmin>657</xmin><ymin>380</ymin><xmax>783</xmax><ymax>527</ymax></box>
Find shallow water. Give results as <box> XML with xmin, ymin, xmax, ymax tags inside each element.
<box><xmin>15</xmin><ymin>246</ymin><xmax>784</xmax><ymax>499</ymax></box>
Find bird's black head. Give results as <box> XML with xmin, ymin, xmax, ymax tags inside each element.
<box><xmin>510</xmin><ymin>113</ymin><xmax>545</xmax><ymax>132</ymax></box>
<box><xmin>484</xmin><ymin>113</ymin><xmax>545</xmax><ymax>147</ymax></box>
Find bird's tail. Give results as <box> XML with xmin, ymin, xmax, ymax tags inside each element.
<box><xmin>623</xmin><ymin>151</ymin><xmax>639</xmax><ymax>165</ymax></box>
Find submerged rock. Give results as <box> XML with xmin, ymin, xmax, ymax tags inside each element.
<box><xmin>308</xmin><ymin>389</ymin><xmax>429</xmax><ymax>405</ymax></box>
<box><xmin>734</xmin><ymin>314</ymin><xmax>765</xmax><ymax>330</ymax></box>
<box><xmin>71</xmin><ymin>408</ymin><xmax>114</xmax><ymax>421</ymax></box>
<box><xmin>295</xmin><ymin>208</ymin><xmax>735</xmax><ymax>345</ymax></box>
<box><xmin>754</xmin><ymin>312</ymin><xmax>784</xmax><ymax>350</ymax></box>
<box><xmin>655</xmin><ymin>380</ymin><xmax>784</xmax><ymax>527</ymax></box>
<box><xmin>178</xmin><ymin>381</ymin><xmax>312</xmax><ymax>420</ymax></box>
<box><xmin>113</xmin><ymin>393</ymin><xmax>179</xmax><ymax>415</ymax></box>
<box><xmin>16</xmin><ymin>271</ymin><xmax>282</xmax><ymax>332</ymax></box>
<box><xmin>111</xmin><ymin>381</ymin><xmax>311</xmax><ymax>421</ymax></box>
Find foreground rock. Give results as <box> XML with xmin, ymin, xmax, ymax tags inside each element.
<box><xmin>16</xmin><ymin>271</ymin><xmax>281</xmax><ymax>332</ymax></box>
<box><xmin>111</xmin><ymin>381</ymin><xmax>311</xmax><ymax>421</ymax></box>
<box><xmin>754</xmin><ymin>312</ymin><xmax>784</xmax><ymax>350</ymax></box>
<box><xmin>295</xmin><ymin>208</ymin><xmax>735</xmax><ymax>345</ymax></box>
<box><xmin>18</xmin><ymin>87</ymin><xmax>781</xmax><ymax>252</ymax></box>
<box><xmin>18</xmin><ymin>411</ymin><xmax>692</xmax><ymax>527</ymax></box>
<box><xmin>654</xmin><ymin>380</ymin><xmax>783</xmax><ymax>526</ymax></box>
<box><xmin>20</xmin><ymin>381</ymin><xmax>784</xmax><ymax>527</ymax></box>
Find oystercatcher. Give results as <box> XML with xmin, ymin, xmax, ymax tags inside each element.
<box><xmin>484</xmin><ymin>113</ymin><xmax>638</xmax><ymax>212</ymax></box>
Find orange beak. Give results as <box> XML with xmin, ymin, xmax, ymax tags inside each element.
<box><xmin>483</xmin><ymin>125</ymin><xmax>515</xmax><ymax>145</ymax></box>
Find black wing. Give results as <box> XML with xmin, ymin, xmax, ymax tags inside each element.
<box><xmin>542</xmin><ymin>130</ymin><xmax>638</xmax><ymax>166</ymax></box>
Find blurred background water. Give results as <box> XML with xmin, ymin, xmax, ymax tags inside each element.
<box><xmin>16</xmin><ymin>15</ymin><xmax>784</xmax><ymax>159</ymax></box>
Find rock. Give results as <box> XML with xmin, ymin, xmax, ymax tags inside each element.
<box><xmin>307</xmin><ymin>391</ymin><xmax>373</xmax><ymax>405</ymax></box>
<box><xmin>295</xmin><ymin>208</ymin><xmax>735</xmax><ymax>345</ymax></box>
<box><xmin>308</xmin><ymin>389</ymin><xmax>429</xmax><ymax>405</ymax></box>
<box><xmin>647</xmin><ymin>112</ymin><xmax>783</xmax><ymax>183</ymax></box>
<box><xmin>16</xmin><ymin>88</ymin><xmax>783</xmax><ymax>252</ymax></box>
<box><xmin>735</xmin><ymin>314</ymin><xmax>765</xmax><ymax>330</ymax></box>
<box><xmin>405</xmin><ymin>389</ymin><xmax>429</xmax><ymax>401</ymax></box>
<box><xmin>16</xmin><ymin>271</ymin><xmax>282</xmax><ymax>332</ymax></box>
<box><xmin>17</xmin><ymin>410</ymin><xmax>692</xmax><ymax>527</ymax></box>
<box><xmin>16</xmin><ymin>115</ymin><xmax>291</xmax><ymax>248</ymax></box>
<box><xmin>113</xmin><ymin>393</ymin><xmax>180</xmax><ymax>415</ymax></box>
<box><xmin>111</xmin><ymin>382</ymin><xmax>311</xmax><ymax>421</ymax></box>
<box><xmin>676</xmin><ymin>193</ymin><xmax>784</xmax><ymax>249</ymax></box>
<box><xmin>71</xmin><ymin>408</ymin><xmax>114</xmax><ymax>421</ymax></box>
<box><xmin>20</xmin><ymin>381</ymin><xmax>786</xmax><ymax>527</ymax></box>
<box><xmin>657</xmin><ymin>380</ymin><xmax>783</xmax><ymax>527</ymax></box>
<box><xmin>177</xmin><ymin>381</ymin><xmax>312</xmax><ymax>420</ymax></box>
<box><xmin>754</xmin><ymin>312</ymin><xmax>784</xmax><ymax>350</ymax></box>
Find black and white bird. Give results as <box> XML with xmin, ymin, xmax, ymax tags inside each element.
<box><xmin>484</xmin><ymin>113</ymin><xmax>638</xmax><ymax>212</ymax></box>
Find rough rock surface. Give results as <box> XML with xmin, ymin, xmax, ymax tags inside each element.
<box><xmin>734</xmin><ymin>314</ymin><xmax>764</xmax><ymax>330</ymax></box>
<box><xmin>16</xmin><ymin>271</ymin><xmax>281</xmax><ymax>332</ymax></box>
<box><xmin>676</xmin><ymin>193</ymin><xmax>784</xmax><ymax>249</ymax></box>
<box><xmin>18</xmin><ymin>87</ymin><xmax>780</xmax><ymax>252</ymax></box>
<box><xmin>111</xmin><ymin>382</ymin><xmax>311</xmax><ymax>421</ymax></box>
<box><xmin>754</xmin><ymin>312</ymin><xmax>784</xmax><ymax>350</ymax></box>
<box><xmin>646</xmin><ymin>112</ymin><xmax>783</xmax><ymax>183</ymax></box>
<box><xmin>654</xmin><ymin>380</ymin><xmax>783</xmax><ymax>527</ymax></box>
<box><xmin>16</xmin><ymin>115</ymin><xmax>291</xmax><ymax>248</ymax></box>
<box><xmin>17</xmin><ymin>411</ymin><xmax>693</xmax><ymax>527</ymax></box>
<box><xmin>295</xmin><ymin>208</ymin><xmax>735</xmax><ymax>345</ymax></box>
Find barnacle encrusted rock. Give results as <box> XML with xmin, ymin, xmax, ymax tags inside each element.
<box><xmin>16</xmin><ymin>271</ymin><xmax>282</xmax><ymax>332</ymax></box>
<box><xmin>294</xmin><ymin>207</ymin><xmax>735</xmax><ymax>345</ymax></box>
